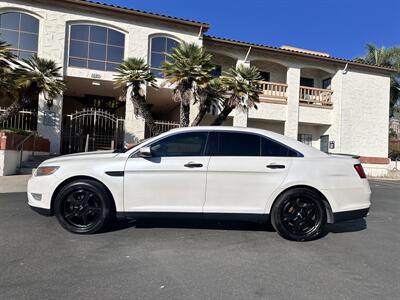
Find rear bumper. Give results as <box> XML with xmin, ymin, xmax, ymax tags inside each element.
<box><xmin>333</xmin><ymin>208</ymin><xmax>369</xmax><ymax>223</ymax></box>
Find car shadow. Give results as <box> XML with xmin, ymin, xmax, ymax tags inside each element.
<box><xmin>105</xmin><ymin>216</ymin><xmax>275</xmax><ymax>233</ymax></box>
<box><xmin>325</xmin><ymin>218</ymin><xmax>367</xmax><ymax>234</ymax></box>
<box><xmin>106</xmin><ymin>216</ymin><xmax>367</xmax><ymax>237</ymax></box>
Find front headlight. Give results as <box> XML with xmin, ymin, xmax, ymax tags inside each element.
<box><xmin>35</xmin><ymin>166</ymin><xmax>59</xmax><ymax>176</ymax></box>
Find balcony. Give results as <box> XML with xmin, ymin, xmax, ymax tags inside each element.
<box><xmin>258</xmin><ymin>81</ymin><xmax>288</xmax><ymax>104</ymax></box>
<box><xmin>299</xmin><ymin>86</ymin><xmax>333</xmax><ymax>109</ymax></box>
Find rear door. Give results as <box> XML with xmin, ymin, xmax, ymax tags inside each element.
<box><xmin>203</xmin><ymin>131</ymin><xmax>298</xmax><ymax>214</ymax></box>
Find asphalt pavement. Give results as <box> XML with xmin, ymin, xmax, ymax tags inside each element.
<box><xmin>0</xmin><ymin>180</ymin><xmax>399</xmax><ymax>299</ymax></box>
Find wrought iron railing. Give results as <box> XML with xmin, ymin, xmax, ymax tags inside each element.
<box><xmin>0</xmin><ymin>107</ymin><xmax>37</xmax><ymax>131</ymax></box>
<box><xmin>62</xmin><ymin>108</ymin><xmax>125</xmax><ymax>154</ymax></box>
<box><xmin>146</xmin><ymin>120</ymin><xmax>180</xmax><ymax>138</ymax></box>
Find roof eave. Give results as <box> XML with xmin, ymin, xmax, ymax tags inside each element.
<box><xmin>61</xmin><ymin>0</ymin><xmax>210</xmax><ymax>30</ymax></box>
<box><xmin>204</xmin><ymin>35</ymin><xmax>397</xmax><ymax>74</ymax></box>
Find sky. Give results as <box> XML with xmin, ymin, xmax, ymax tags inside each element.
<box><xmin>101</xmin><ymin>0</ymin><xmax>399</xmax><ymax>60</ymax></box>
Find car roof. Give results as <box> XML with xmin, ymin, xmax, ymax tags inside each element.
<box><xmin>165</xmin><ymin>126</ymin><xmax>327</xmax><ymax>158</ymax></box>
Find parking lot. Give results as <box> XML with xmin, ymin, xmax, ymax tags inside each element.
<box><xmin>0</xmin><ymin>180</ymin><xmax>399</xmax><ymax>300</ymax></box>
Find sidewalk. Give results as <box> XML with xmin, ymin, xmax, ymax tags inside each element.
<box><xmin>0</xmin><ymin>175</ymin><xmax>31</xmax><ymax>193</ymax></box>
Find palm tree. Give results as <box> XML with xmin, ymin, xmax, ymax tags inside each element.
<box><xmin>211</xmin><ymin>64</ymin><xmax>262</xmax><ymax>125</ymax></box>
<box><xmin>0</xmin><ymin>39</ymin><xmax>14</xmax><ymax>68</ymax></box>
<box><xmin>0</xmin><ymin>40</ymin><xmax>17</xmax><ymax>106</ymax></box>
<box><xmin>162</xmin><ymin>42</ymin><xmax>215</xmax><ymax>127</ymax></box>
<box><xmin>114</xmin><ymin>57</ymin><xmax>158</xmax><ymax>135</ymax></box>
<box><xmin>356</xmin><ymin>44</ymin><xmax>400</xmax><ymax>115</ymax></box>
<box><xmin>0</xmin><ymin>54</ymin><xmax>65</xmax><ymax>123</ymax></box>
<box><xmin>191</xmin><ymin>78</ymin><xmax>226</xmax><ymax>126</ymax></box>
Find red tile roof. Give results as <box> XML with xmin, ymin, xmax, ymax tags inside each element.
<box><xmin>64</xmin><ymin>0</ymin><xmax>209</xmax><ymax>29</ymax></box>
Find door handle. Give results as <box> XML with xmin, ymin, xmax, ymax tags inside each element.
<box><xmin>184</xmin><ymin>162</ymin><xmax>203</xmax><ymax>168</ymax></box>
<box><xmin>267</xmin><ymin>164</ymin><xmax>285</xmax><ymax>169</ymax></box>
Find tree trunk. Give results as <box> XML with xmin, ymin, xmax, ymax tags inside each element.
<box><xmin>180</xmin><ymin>101</ymin><xmax>190</xmax><ymax>127</ymax></box>
<box><xmin>0</xmin><ymin>100</ymin><xmax>22</xmax><ymax>124</ymax></box>
<box><xmin>132</xmin><ymin>90</ymin><xmax>160</xmax><ymax>137</ymax></box>
<box><xmin>211</xmin><ymin>105</ymin><xmax>234</xmax><ymax>126</ymax></box>
<box><xmin>191</xmin><ymin>102</ymin><xmax>208</xmax><ymax>126</ymax></box>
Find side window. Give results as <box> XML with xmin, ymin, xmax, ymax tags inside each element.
<box><xmin>209</xmin><ymin>132</ymin><xmax>260</xmax><ymax>156</ymax></box>
<box><xmin>298</xmin><ymin>133</ymin><xmax>313</xmax><ymax>146</ymax></box>
<box><xmin>261</xmin><ymin>137</ymin><xmax>300</xmax><ymax>157</ymax></box>
<box><xmin>0</xmin><ymin>12</ymin><xmax>39</xmax><ymax>59</ymax></box>
<box><xmin>149</xmin><ymin>36</ymin><xmax>179</xmax><ymax>78</ymax></box>
<box><xmin>150</xmin><ymin>132</ymin><xmax>208</xmax><ymax>157</ymax></box>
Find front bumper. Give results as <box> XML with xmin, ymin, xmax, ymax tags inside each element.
<box><xmin>29</xmin><ymin>205</ymin><xmax>52</xmax><ymax>216</ymax></box>
<box><xmin>27</xmin><ymin>174</ymin><xmax>61</xmax><ymax>214</ymax></box>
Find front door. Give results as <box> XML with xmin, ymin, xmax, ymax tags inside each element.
<box><xmin>320</xmin><ymin>135</ymin><xmax>329</xmax><ymax>153</ymax></box>
<box><xmin>204</xmin><ymin>132</ymin><xmax>296</xmax><ymax>214</ymax></box>
<box><xmin>124</xmin><ymin>131</ymin><xmax>210</xmax><ymax>212</ymax></box>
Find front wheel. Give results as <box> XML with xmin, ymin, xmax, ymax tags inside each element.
<box><xmin>54</xmin><ymin>179</ymin><xmax>113</xmax><ymax>234</ymax></box>
<box><xmin>271</xmin><ymin>188</ymin><xmax>326</xmax><ymax>241</ymax></box>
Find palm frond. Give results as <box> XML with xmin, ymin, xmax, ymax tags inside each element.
<box><xmin>222</xmin><ymin>64</ymin><xmax>262</xmax><ymax>110</ymax></box>
<box><xmin>13</xmin><ymin>54</ymin><xmax>65</xmax><ymax>102</ymax></box>
<box><xmin>114</xmin><ymin>57</ymin><xmax>156</xmax><ymax>89</ymax></box>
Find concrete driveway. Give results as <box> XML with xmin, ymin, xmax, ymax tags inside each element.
<box><xmin>0</xmin><ymin>180</ymin><xmax>399</xmax><ymax>299</ymax></box>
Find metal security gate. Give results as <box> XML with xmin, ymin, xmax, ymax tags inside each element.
<box><xmin>62</xmin><ymin>109</ymin><xmax>124</xmax><ymax>154</ymax></box>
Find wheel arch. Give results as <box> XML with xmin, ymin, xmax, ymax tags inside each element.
<box><xmin>50</xmin><ymin>175</ymin><xmax>116</xmax><ymax>216</ymax></box>
<box><xmin>269</xmin><ymin>185</ymin><xmax>334</xmax><ymax>224</ymax></box>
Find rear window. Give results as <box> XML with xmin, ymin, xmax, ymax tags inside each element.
<box><xmin>206</xmin><ymin>131</ymin><xmax>301</xmax><ymax>157</ymax></box>
<box><xmin>261</xmin><ymin>137</ymin><xmax>300</xmax><ymax>157</ymax></box>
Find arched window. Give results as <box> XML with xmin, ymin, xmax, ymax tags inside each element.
<box><xmin>149</xmin><ymin>36</ymin><xmax>179</xmax><ymax>77</ymax></box>
<box><xmin>0</xmin><ymin>12</ymin><xmax>39</xmax><ymax>59</ymax></box>
<box><xmin>68</xmin><ymin>24</ymin><xmax>125</xmax><ymax>72</ymax></box>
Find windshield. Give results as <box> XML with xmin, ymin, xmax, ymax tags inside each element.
<box><xmin>113</xmin><ymin>138</ymin><xmax>150</xmax><ymax>153</ymax></box>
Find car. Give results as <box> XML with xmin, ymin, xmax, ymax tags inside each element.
<box><xmin>27</xmin><ymin>126</ymin><xmax>371</xmax><ymax>241</ymax></box>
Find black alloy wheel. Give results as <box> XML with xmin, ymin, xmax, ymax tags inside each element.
<box><xmin>54</xmin><ymin>179</ymin><xmax>113</xmax><ymax>234</ymax></box>
<box><xmin>271</xmin><ymin>188</ymin><xmax>326</xmax><ymax>241</ymax></box>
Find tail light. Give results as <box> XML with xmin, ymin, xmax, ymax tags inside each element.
<box><xmin>354</xmin><ymin>164</ymin><xmax>367</xmax><ymax>179</ymax></box>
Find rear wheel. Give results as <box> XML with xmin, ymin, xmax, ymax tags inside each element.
<box><xmin>54</xmin><ymin>179</ymin><xmax>113</xmax><ymax>234</ymax></box>
<box><xmin>271</xmin><ymin>188</ymin><xmax>326</xmax><ymax>241</ymax></box>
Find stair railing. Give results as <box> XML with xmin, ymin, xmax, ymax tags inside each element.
<box><xmin>16</xmin><ymin>131</ymin><xmax>37</xmax><ymax>169</ymax></box>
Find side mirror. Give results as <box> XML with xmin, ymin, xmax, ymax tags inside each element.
<box><xmin>138</xmin><ymin>146</ymin><xmax>152</xmax><ymax>157</ymax></box>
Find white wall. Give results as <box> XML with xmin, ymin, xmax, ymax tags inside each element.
<box><xmin>0</xmin><ymin>150</ymin><xmax>48</xmax><ymax>176</ymax></box>
<box><xmin>339</xmin><ymin>69</ymin><xmax>390</xmax><ymax>158</ymax></box>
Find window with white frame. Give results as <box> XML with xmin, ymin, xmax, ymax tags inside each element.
<box><xmin>149</xmin><ymin>36</ymin><xmax>180</xmax><ymax>77</ymax></box>
<box><xmin>0</xmin><ymin>12</ymin><xmax>39</xmax><ymax>59</ymax></box>
<box><xmin>68</xmin><ymin>24</ymin><xmax>125</xmax><ymax>72</ymax></box>
<box><xmin>298</xmin><ymin>133</ymin><xmax>313</xmax><ymax>146</ymax></box>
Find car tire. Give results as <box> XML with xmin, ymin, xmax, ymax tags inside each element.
<box><xmin>271</xmin><ymin>188</ymin><xmax>326</xmax><ymax>241</ymax></box>
<box><xmin>54</xmin><ymin>179</ymin><xmax>113</xmax><ymax>234</ymax></box>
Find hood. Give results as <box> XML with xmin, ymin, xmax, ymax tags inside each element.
<box><xmin>41</xmin><ymin>150</ymin><xmax>119</xmax><ymax>165</ymax></box>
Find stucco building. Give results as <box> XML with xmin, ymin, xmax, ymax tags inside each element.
<box><xmin>0</xmin><ymin>0</ymin><xmax>395</xmax><ymax>175</ymax></box>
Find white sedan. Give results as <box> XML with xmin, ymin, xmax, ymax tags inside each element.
<box><xmin>28</xmin><ymin>126</ymin><xmax>371</xmax><ymax>241</ymax></box>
